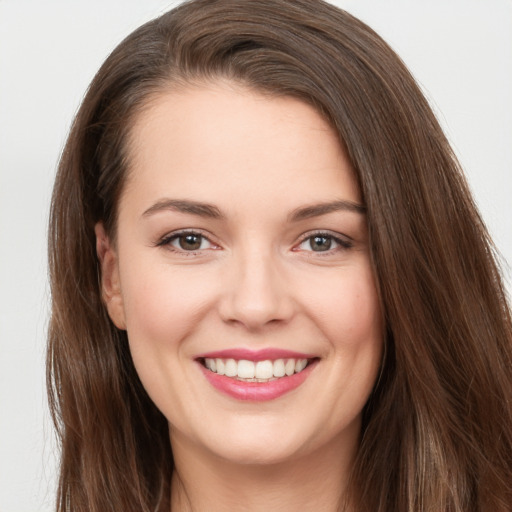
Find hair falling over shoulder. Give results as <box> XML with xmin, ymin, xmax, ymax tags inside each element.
<box><xmin>47</xmin><ymin>0</ymin><xmax>512</xmax><ymax>510</ymax></box>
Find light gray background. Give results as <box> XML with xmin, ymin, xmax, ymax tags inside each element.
<box><xmin>1</xmin><ymin>1</ymin><xmax>511</xmax><ymax>510</ymax></box>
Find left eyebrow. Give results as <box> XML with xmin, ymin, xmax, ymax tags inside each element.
<box><xmin>141</xmin><ymin>198</ymin><xmax>225</xmax><ymax>219</ymax></box>
<box><xmin>288</xmin><ymin>200</ymin><xmax>366</xmax><ymax>222</ymax></box>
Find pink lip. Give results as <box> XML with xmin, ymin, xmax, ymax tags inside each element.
<box><xmin>196</xmin><ymin>348</ymin><xmax>316</xmax><ymax>362</ymax></box>
<box><xmin>198</xmin><ymin>358</ymin><xmax>319</xmax><ymax>402</ymax></box>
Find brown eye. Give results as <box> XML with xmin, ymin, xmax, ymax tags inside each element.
<box><xmin>296</xmin><ymin>232</ymin><xmax>352</xmax><ymax>253</ymax></box>
<box><xmin>309</xmin><ymin>235</ymin><xmax>332</xmax><ymax>252</ymax></box>
<box><xmin>178</xmin><ymin>234</ymin><xmax>203</xmax><ymax>251</ymax></box>
<box><xmin>159</xmin><ymin>231</ymin><xmax>216</xmax><ymax>252</ymax></box>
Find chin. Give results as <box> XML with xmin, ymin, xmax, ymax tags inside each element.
<box><xmin>196</xmin><ymin>419</ymin><xmax>316</xmax><ymax>467</ymax></box>
<box><xmin>213</xmin><ymin>439</ymin><xmax>302</xmax><ymax>467</ymax></box>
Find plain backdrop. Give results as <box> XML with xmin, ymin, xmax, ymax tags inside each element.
<box><xmin>0</xmin><ymin>1</ymin><xmax>511</xmax><ymax>510</ymax></box>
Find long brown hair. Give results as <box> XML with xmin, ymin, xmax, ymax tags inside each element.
<box><xmin>47</xmin><ymin>1</ymin><xmax>512</xmax><ymax>510</ymax></box>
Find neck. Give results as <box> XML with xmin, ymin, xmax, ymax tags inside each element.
<box><xmin>169</xmin><ymin>429</ymin><xmax>358</xmax><ymax>512</ymax></box>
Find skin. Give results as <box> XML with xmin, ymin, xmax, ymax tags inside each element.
<box><xmin>96</xmin><ymin>81</ymin><xmax>383</xmax><ymax>511</ymax></box>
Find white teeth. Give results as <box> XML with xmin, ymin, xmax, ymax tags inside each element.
<box><xmin>224</xmin><ymin>358</ymin><xmax>237</xmax><ymax>377</ymax></box>
<box><xmin>273</xmin><ymin>359</ymin><xmax>286</xmax><ymax>377</ymax></box>
<box><xmin>295</xmin><ymin>359</ymin><xmax>307</xmax><ymax>372</ymax></box>
<box><xmin>237</xmin><ymin>360</ymin><xmax>255</xmax><ymax>379</ymax></box>
<box><xmin>205</xmin><ymin>358</ymin><xmax>217</xmax><ymax>372</ymax></box>
<box><xmin>285</xmin><ymin>359</ymin><xmax>295</xmax><ymax>376</ymax></box>
<box><xmin>255</xmin><ymin>360</ymin><xmax>273</xmax><ymax>379</ymax></box>
<box><xmin>203</xmin><ymin>357</ymin><xmax>310</xmax><ymax>380</ymax></box>
<box><xmin>216</xmin><ymin>358</ymin><xmax>225</xmax><ymax>375</ymax></box>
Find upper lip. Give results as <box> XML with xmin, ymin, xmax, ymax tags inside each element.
<box><xmin>195</xmin><ymin>348</ymin><xmax>317</xmax><ymax>362</ymax></box>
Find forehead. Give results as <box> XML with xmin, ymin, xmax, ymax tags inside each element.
<box><xmin>121</xmin><ymin>82</ymin><xmax>361</xmax><ymax>215</ymax></box>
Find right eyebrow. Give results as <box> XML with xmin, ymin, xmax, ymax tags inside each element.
<box><xmin>288</xmin><ymin>199</ymin><xmax>366</xmax><ymax>222</ymax></box>
<box><xmin>141</xmin><ymin>199</ymin><xmax>225</xmax><ymax>219</ymax></box>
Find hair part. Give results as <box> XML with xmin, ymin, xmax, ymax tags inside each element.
<box><xmin>48</xmin><ymin>1</ymin><xmax>512</xmax><ymax>510</ymax></box>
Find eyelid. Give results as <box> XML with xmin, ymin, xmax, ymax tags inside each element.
<box><xmin>293</xmin><ymin>230</ymin><xmax>353</xmax><ymax>252</ymax></box>
<box><xmin>155</xmin><ymin>228</ymin><xmax>353</xmax><ymax>255</ymax></box>
<box><xmin>156</xmin><ymin>228</ymin><xmax>221</xmax><ymax>253</ymax></box>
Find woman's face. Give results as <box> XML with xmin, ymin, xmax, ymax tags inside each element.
<box><xmin>98</xmin><ymin>82</ymin><xmax>383</xmax><ymax>465</ymax></box>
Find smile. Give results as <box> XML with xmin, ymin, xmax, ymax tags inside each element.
<box><xmin>202</xmin><ymin>357</ymin><xmax>309</xmax><ymax>382</ymax></box>
<box><xmin>196</xmin><ymin>349</ymin><xmax>319</xmax><ymax>401</ymax></box>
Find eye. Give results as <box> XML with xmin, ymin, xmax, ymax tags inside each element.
<box><xmin>158</xmin><ymin>231</ymin><xmax>218</xmax><ymax>252</ymax></box>
<box><xmin>296</xmin><ymin>232</ymin><xmax>352</xmax><ymax>253</ymax></box>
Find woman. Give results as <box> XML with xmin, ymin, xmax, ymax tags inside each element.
<box><xmin>47</xmin><ymin>0</ymin><xmax>512</xmax><ymax>510</ymax></box>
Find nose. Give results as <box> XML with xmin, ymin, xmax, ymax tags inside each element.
<box><xmin>218</xmin><ymin>249</ymin><xmax>295</xmax><ymax>331</ymax></box>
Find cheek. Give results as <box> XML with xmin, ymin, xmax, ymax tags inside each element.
<box><xmin>310</xmin><ymin>265</ymin><xmax>383</xmax><ymax>421</ymax></box>
<box><xmin>119</xmin><ymin>262</ymin><xmax>219</xmax><ymax>353</ymax></box>
<box><xmin>117</xmin><ymin>262</ymin><xmax>222</xmax><ymax>423</ymax></box>
<box><xmin>306</xmin><ymin>264</ymin><xmax>382</xmax><ymax>349</ymax></box>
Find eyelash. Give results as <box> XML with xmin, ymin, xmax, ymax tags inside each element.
<box><xmin>156</xmin><ymin>229</ymin><xmax>218</xmax><ymax>255</ymax></box>
<box><xmin>156</xmin><ymin>229</ymin><xmax>353</xmax><ymax>255</ymax></box>
<box><xmin>295</xmin><ymin>230</ymin><xmax>353</xmax><ymax>254</ymax></box>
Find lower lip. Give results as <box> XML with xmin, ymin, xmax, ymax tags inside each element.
<box><xmin>199</xmin><ymin>360</ymin><xmax>318</xmax><ymax>401</ymax></box>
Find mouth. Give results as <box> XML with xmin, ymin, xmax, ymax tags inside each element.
<box><xmin>195</xmin><ymin>349</ymin><xmax>319</xmax><ymax>401</ymax></box>
<box><xmin>199</xmin><ymin>357</ymin><xmax>312</xmax><ymax>382</ymax></box>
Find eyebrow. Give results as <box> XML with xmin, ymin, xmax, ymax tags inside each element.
<box><xmin>142</xmin><ymin>199</ymin><xmax>224</xmax><ymax>219</ymax></box>
<box><xmin>288</xmin><ymin>200</ymin><xmax>366</xmax><ymax>222</ymax></box>
<box><xmin>141</xmin><ymin>198</ymin><xmax>366</xmax><ymax>221</ymax></box>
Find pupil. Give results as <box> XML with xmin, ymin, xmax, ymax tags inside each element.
<box><xmin>179</xmin><ymin>234</ymin><xmax>201</xmax><ymax>250</ymax></box>
<box><xmin>312</xmin><ymin>236</ymin><xmax>331</xmax><ymax>251</ymax></box>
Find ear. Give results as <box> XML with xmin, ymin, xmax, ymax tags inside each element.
<box><xmin>95</xmin><ymin>222</ymin><xmax>126</xmax><ymax>330</ymax></box>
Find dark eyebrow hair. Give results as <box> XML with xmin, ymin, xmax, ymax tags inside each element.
<box><xmin>142</xmin><ymin>199</ymin><xmax>224</xmax><ymax>219</ymax></box>
<box><xmin>288</xmin><ymin>200</ymin><xmax>366</xmax><ymax>222</ymax></box>
<box><xmin>142</xmin><ymin>198</ymin><xmax>365</xmax><ymax>222</ymax></box>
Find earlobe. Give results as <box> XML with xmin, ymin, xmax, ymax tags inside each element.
<box><xmin>94</xmin><ymin>222</ymin><xmax>126</xmax><ymax>330</ymax></box>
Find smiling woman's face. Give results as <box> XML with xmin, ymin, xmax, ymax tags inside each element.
<box><xmin>97</xmin><ymin>82</ymin><xmax>383</xmax><ymax>466</ymax></box>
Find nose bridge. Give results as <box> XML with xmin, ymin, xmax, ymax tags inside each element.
<box><xmin>220</xmin><ymin>242</ymin><xmax>293</xmax><ymax>329</ymax></box>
